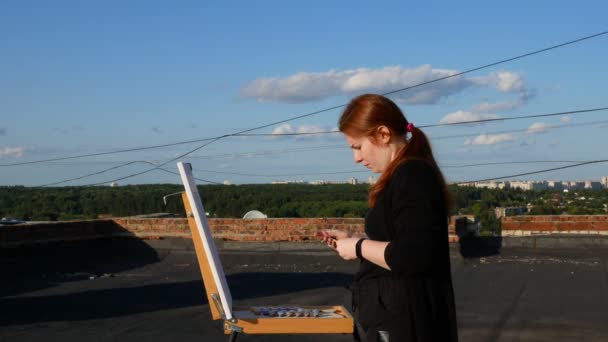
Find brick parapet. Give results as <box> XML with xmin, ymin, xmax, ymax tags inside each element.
<box><xmin>1</xmin><ymin>217</ymin><xmax>462</xmax><ymax>247</ymax></box>
<box><xmin>501</xmin><ymin>215</ymin><xmax>608</xmax><ymax>236</ymax></box>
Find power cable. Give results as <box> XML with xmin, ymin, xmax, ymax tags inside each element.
<box><xmin>232</xmin><ymin>107</ymin><xmax>608</xmax><ymax>136</ymax></box>
<box><xmin>152</xmin><ymin>167</ymin><xmax>224</xmax><ymax>186</ymax></box>
<box><xmin>84</xmin><ymin>137</ymin><xmax>225</xmax><ymax>186</ymax></box>
<box><xmin>442</xmin><ymin>160</ymin><xmax>588</xmax><ymax>168</ymax></box>
<box><xmin>34</xmin><ymin>144</ymin><xmax>345</xmax><ymax>165</ymax></box>
<box><xmin>190</xmin><ymin>144</ymin><xmax>344</xmax><ymax>159</ymax></box>
<box><xmin>142</xmin><ymin>115</ymin><xmax>608</xmax><ymax>159</ymax></box>
<box><xmin>455</xmin><ymin>159</ymin><xmax>608</xmax><ymax>184</ymax></box>
<box><xmin>431</xmin><ymin>118</ymin><xmax>608</xmax><ymax>140</ymax></box>
<box><xmin>58</xmin><ymin>107</ymin><xmax>608</xmax><ymax>185</ymax></box>
<box><xmin>3</xmin><ymin>31</ymin><xmax>606</xmax><ymax>168</ymax></box>
<box><xmin>0</xmin><ymin>137</ymin><xmax>220</xmax><ymax>167</ymax></box>
<box><xmin>231</xmin><ymin>31</ymin><xmax>608</xmax><ymax>137</ymax></box>
<box><xmin>37</xmin><ymin>160</ymin><xmax>221</xmax><ymax>187</ymax></box>
<box><xmin>38</xmin><ymin>155</ymin><xmax>604</xmax><ymax>185</ymax></box>
<box><xmin>31</xmin><ymin>114</ymin><xmax>606</xmax><ymax>185</ymax></box>
<box><xmin>422</xmin><ymin>107</ymin><xmax>608</xmax><ymax>128</ymax></box>
<box><xmin>173</xmin><ymin>160</ymin><xmax>594</xmax><ymax>178</ymax></box>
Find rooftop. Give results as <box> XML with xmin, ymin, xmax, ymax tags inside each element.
<box><xmin>1</xmin><ymin>236</ymin><xmax>608</xmax><ymax>341</ymax></box>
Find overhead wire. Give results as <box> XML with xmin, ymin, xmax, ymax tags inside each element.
<box><xmin>37</xmin><ymin>157</ymin><xmax>600</xmax><ymax>184</ymax></box>
<box><xmin>232</xmin><ymin>107</ymin><xmax>608</xmax><ymax>136</ymax></box>
<box><xmin>11</xmin><ymin>31</ymin><xmax>607</xmax><ymax>185</ymax></box>
<box><xmin>183</xmin><ymin>160</ymin><xmax>597</xmax><ymax>178</ymax></box>
<box><xmin>454</xmin><ymin>159</ymin><xmax>608</xmax><ymax>184</ymax></box>
<box><xmin>442</xmin><ymin>160</ymin><xmax>590</xmax><ymax>168</ymax></box>
<box><xmin>37</xmin><ymin>160</ymin><xmax>222</xmax><ymax>187</ymax></box>
<box><xmin>84</xmin><ymin>137</ymin><xmax>225</xmax><ymax>186</ymax></box>
<box><xmin>2</xmin><ymin>31</ymin><xmax>606</xmax><ymax>169</ymax></box>
<box><xmin>34</xmin><ymin>116</ymin><xmax>608</xmax><ymax>185</ymax></box>
<box><xmin>0</xmin><ymin>137</ymin><xmax>220</xmax><ymax>167</ymax></box>
<box><xmin>431</xmin><ymin>118</ymin><xmax>608</xmax><ymax>141</ymax></box>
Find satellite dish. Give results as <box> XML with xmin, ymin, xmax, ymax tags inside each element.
<box><xmin>243</xmin><ymin>210</ymin><xmax>267</xmax><ymax>219</ymax></box>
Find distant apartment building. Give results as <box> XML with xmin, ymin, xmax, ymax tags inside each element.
<box><xmin>368</xmin><ymin>176</ymin><xmax>377</xmax><ymax>185</ymax></box>
<box><xmin>510</xmin><ymin>181</ymin><xmax>548</xmax><ymax>191</ymax></box>
<box><xmin>508</xmin><ymin>181</ymin><xmax>530</xmax><ymax>190</ymax></box>
<box><xmin>309</xmin><ymin>178</ymin><xmax>361</xmax><ymax>185</ymax></box>
<box><xmin>459</xmin><ymin>177</ymin><xmax>605</xmax><ymax>191</ymax></box>
<box><xmin>584</xmin><ymin>181</ymin><xmax>602</xmax><ymax>190</ymax></box>
<box><xmin>547</xmin><ymin>181</ymin><xmax>563</xmax><ymax>191</ymax></box>
<box><xmin>569</xmin><ymin>181</ymin><xmax>585</xmax><ymax>190</ymax></box>
<box><xmin>472</xmin><ymin>181</ymin><xmax>509</xmax><ymax>189</ymax></box>
<box><xmin>271</xmin><ymin>180</ymin><xmax>305</xmax><ymax>184</ymax></box>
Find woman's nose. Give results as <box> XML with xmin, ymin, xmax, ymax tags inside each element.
<box><xmin>353</xmin><ymin>151</ymin><xmax>363</xmax><ymax>163</ymax></box>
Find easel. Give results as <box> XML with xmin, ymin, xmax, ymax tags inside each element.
<box><xmin>177</xmin><ymin>162</ymin><xmax>354</xmax><ymax>341</ymax></box>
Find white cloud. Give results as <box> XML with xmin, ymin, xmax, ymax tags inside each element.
<box><xmin>0</xmin><ymin>146</ymin><xmax>26</xmax><ymax>158</ymax></box>
<box><xmin>471</xmin><ymin>90</ymin><xmax>535</xmax><ymax>113</ymax></box>
<box><xmin>526</xmin><ymin>122</ymin><xmax>552</xmax><ymax>134</ymax></box>
<box><xmin>296</xmin><ymin>124</ymin><xmax>329</xmax><ymax>135</ymax></box>
<box><xmin>443</xmin><ymin>89</ymin><xmax>535</xmax><ymax>126</ymax></box>
<box><xmin>240</xmin><ymin>64</ymin><xmax>520</xmax><ymax>104</ymax></box>
<box><xmin>473</xmin><ymin>71</ymin><xmax>525</xmax><ymax>93</ymax></box>
<box><xmin>270</xmin><ymin>124</ymin><xmax>337</xmax><ymax>140</ymax></box>
<box><xmin>464</xmin><ymin>134</ymin><xmax>515</xmax><ymax>145</ymax></box>
<box><xmin>271</xmin><ymin>124</ymin><xmax>295</xmax><ymax>135</ymax></box>
<box><xmin>439</xmin><ymin>110</ymin><xmax>501</xmax><ymax>125</ymax></box>
<box><xmin>560</xmin><ymin>116</ymin><xmax>572</xmax><ymax>123</ymax></box>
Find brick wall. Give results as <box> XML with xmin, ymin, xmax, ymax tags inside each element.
<box><xmin>113</xmin><ymin>217</ymin><xmax>366</xmax><ymax>242</ymax></box>
<box><xmin>115</xmin><ymin>217</ymin><xmax>460</xmax><ymax>242</ymax></box>
<box><xmin>1</xmin><ymin>217</ymin><xmax>461</xmax><ymax>247</ymax></box>
<box><xmin>501</xmin><ymin>215</ymin><xmax>608</xmax><ymax>236</ymax></box>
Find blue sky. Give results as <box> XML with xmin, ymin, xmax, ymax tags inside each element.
<box><xmin>1</xmin><ymin>1</ymin><xmax>607</xmax><ymax>186</ymax></box>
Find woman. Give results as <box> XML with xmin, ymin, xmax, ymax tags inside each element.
<box><xmin>322</xmin><ymin>94</ymin><xmax>458</xmax><ymax>341</ymax></box>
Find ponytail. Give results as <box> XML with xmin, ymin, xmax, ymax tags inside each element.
<box><xmin>368</xmin><ymin>126</ymin><xmax>453</xmax><ymax>217</ymax></box>
<box><xmin>338</xmin><ymin>94</ymin><xmax>452</xmax><ymax>216</ymax></box>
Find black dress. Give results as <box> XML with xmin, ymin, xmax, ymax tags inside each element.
<box><xmin>352</xmin><ymin>159</ymin><xmax>458</xmax><ymax>342</ymax></box>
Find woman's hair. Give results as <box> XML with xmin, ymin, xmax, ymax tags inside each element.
<box><xmin>339</xmin><ymin>94</ymin><xmax>452</xmax><ymax>214</ymax></box>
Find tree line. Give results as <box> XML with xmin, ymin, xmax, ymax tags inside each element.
<box><xmin>1</xmin><ymin>184</ymin><xmax>606</xmax><ymax>230</ymax></box>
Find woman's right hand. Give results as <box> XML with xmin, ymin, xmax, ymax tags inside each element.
<box><xmin>317</xmin><ymin>229</ymin><xmax>350</xmax><ymax>248</ymax></box>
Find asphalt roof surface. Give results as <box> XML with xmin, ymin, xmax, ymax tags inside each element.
<box><xmin>1</xmin><ymin>237</ymin><xmax>608</xmax><ymax>341</ymax></box>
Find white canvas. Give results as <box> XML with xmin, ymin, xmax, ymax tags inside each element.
<box><xmin>177</xmin><ymin>162</ymin><xmax>233</xmax><ymax>320</ymax></box>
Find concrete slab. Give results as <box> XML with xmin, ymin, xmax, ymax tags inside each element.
<box><xmin>1</xmin><ymin>237</ymin><xmax>607</xmax><ymax>341</ymax></box>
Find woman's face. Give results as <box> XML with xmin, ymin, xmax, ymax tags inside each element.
<box><xmin>344</xmin><ymin>133</ymin><xmax>393</xmax><ymax>174</ymax></box>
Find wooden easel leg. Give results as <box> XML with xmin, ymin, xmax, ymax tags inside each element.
<box><xmin>227</xmin><ymin>331</ymin><xmax>238</xmax><ymax>342</ymax></box>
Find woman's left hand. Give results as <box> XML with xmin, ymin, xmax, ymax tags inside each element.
<box><xmin>334</xmin><ymin>237</ymin><xmax>360</xmax><ymax>260</ymax></box>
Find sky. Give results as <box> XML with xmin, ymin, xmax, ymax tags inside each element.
<box><xmin>1</xmin><ymin>0</ymin><xmax>607</xmax><ymax>186</ymax></box>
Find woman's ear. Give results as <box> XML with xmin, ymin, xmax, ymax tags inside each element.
<box><xmin>375</xmin><ymin>126</ymin><xmax>392</xmax><ymax>145</ymax></box>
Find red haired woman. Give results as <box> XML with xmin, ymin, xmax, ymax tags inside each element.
<box><xmin>322</xmin><ymin>94</ymin><xmax>458</xmax><ymax>341</ymax></box>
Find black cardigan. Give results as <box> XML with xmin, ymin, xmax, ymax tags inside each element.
<box><xmin>354</xmin><ymin>159</ymin><xmax>458</xmax><ymax>341</ymax></box>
